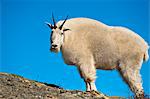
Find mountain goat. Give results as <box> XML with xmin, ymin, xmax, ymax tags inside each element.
<box><xmin>46</xmin><ymin>15</ymin><xmax>149</xmax><ymax>99</ymax></box>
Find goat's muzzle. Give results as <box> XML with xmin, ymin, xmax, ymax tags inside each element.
<box><xmin>50</xmin><ymin>45</ymin><xmax>59</xmax><ymax>53</ymax></box>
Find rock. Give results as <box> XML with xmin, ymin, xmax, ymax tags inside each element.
<box><xmin>0</xmin><ymin>72</ymin><xmax>125</xmax><ymax>99</ymax></box>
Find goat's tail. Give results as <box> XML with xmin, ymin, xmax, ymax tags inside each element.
<box><xmin>143</xmin><ymin>46</ymin><xmax>149</xmax><ymax>62</ymax></box>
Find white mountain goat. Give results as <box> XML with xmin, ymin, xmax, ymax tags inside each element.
<box><xmin>46</xmin><ymin>15</ymin><xmax>149</xmax><ymax>99</ymax></box>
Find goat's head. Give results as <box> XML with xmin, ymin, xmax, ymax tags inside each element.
<box><xmin>46</xmin><ymin>14</ymin><xmax>70</xmax><ymax>53</ymax></box>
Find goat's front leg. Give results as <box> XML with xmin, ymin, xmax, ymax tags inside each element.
<box><xmin>85</xmin><ymin>80</ymin><xmax>97</xmax><ymax>91</ymax></box>
<box><xmin>77</xmin><ymin>59</ymin><xmax>97</xmax><ymax>91</ymax></box>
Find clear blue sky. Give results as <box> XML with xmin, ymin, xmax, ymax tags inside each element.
<box><xmin>0</xmin><ymin>0</ymin><xmax>149</xmax><ymax>97</ymax></box>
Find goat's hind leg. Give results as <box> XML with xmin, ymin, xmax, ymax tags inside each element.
<box><xmin>117</xmin><ymin>61</ymin><xmax>144</xmax><ymax>99</ymax></box>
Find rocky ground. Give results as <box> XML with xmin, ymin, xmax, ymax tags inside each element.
<box><xmin>0</xmin><ymin>72</ymin><xmax>133</xmax><ymax>99</ymax></box>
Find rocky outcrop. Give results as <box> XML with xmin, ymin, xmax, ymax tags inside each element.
<box><xmin>0</xmin><ymin>72</ymin><xmax>126</xmax><ymax>99</ymax></box>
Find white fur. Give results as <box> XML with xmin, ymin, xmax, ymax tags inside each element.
<box><xmin>50</xmin><ymin>17</ymin><xmax>149</xmax><ymax>98</ymax></box>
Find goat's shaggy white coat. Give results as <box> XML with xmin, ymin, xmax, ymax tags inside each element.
<box><xmin>50</xmin><ymin>18</ymin><xmax>149</xmax><ymax>98</ymax></box>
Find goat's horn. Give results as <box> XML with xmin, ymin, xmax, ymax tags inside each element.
<box><xmin>45</xmin><ymin>22</ymin><xmax>53</xmax><ymax>29</ymax></box>
<box><xmin>52</xmin><ymin>13</ymin><xmax>57</xmax><ymax>29</ymax></box>
<box><xmin>59</xmin><ymin>15</ymin><xmax>68</xmax><ymax>30</ymax></box>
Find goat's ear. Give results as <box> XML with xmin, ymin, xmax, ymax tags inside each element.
<box><xmin>63</xmin><ymin>28</ymin><xmax>71</xmax><ymax>32</ymax></box>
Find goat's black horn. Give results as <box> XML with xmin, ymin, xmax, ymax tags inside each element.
<box><xmin>59</xmin><ymin>15</ymin><xmax>68</xmax><ymax>30</ymax></box>
<box><xmin>45</xmin><ymin>22</ymin><xmax>53</xmax><ymax>29</ymax></box>
<box><xmin>52</xmin><ymin>13</ymin><xmax>57</xmax><ymax>29</ymax></box>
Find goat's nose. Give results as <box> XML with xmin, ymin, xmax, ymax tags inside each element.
<box><xmin>52</xmin><ymin>44</ymin><xmax>58</xmax><ymax>48</ymax></box>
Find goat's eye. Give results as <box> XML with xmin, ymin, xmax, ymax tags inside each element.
<box><xmin>61</xmin><ymin>33</ymin><xmax>63</xmax><ymax>35</ymax></box>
